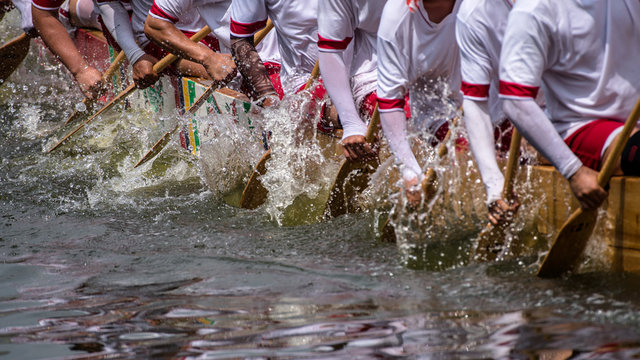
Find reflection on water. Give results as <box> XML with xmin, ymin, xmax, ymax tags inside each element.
<box><xmin>2</xmin><ymin>15</ymin><xmax>640</xmax><ymax>360</ymax></box>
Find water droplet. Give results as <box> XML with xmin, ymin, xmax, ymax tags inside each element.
<box><xmin>39</xmin><ymin>86</ymin><xmax>47</xmax><ymax>94</ymax></box>
<box><xmin>75</xmin><ymin>102</ymin><xmax>87</xmax><ymax>112</ymax></box>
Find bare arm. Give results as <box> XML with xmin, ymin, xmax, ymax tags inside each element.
<box><xmin>144</xmin><ymin>15</ymin><xmax>236</xmax><ymax>83</ymax></box>
<box><xmin>32</xmin><ymin>5</ymin><xmax>104</xmax><ymax>98</ymax></box>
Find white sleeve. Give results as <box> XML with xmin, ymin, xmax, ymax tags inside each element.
<box><xmin>95</xmin><ymin>0</ymin><xmax>146</xmax><ymax>64</ymax></box>
<box><xmin>319</xmin><ymin>51</ymin><xmax>367</xmax><ymax>139</ymax></box>
<box><xmin>380</xmin><ymin>110</ymin><xmax>423</xmax><ymax>182</ymax></box>
<box><xmin>503</xmin><ymin>98</ymin><xmax>582</xmax><ymax>179</ymax></box>
<box><xmin>463</xmin><ymin>98</ymin><xmax>504</xmax><ymax>203</ymax></box>
<box><xmin>11</xmin><ymin>0</ymin><xmax>34</xmax><ymax>33</ymax></box>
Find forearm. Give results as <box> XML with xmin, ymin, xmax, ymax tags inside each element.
<box><xmin>319</xmin><ymin>51</ymin><xmax>367</xmax><ymax>139</ymax></box>
<box><xmin>463</xmin><ymin>99</ymin><xmax>504</xmax><ymax>203</ymax></box>
<box><xmin>144</xmin><ymin>15</ymin><xmax>210</xmax><ymax>64</ymax></box>
<box><xmin>32</xmin><ymin>6</ymin><xmax>89</xmax><ymax>76</ymax></box>
<box><xmin>503</xmin><ymin>98</ymin><xmax>582</xmax><ymax>179</ymax></box>
<box><xmin>380</xmin><ymin>110</ymin><xmax>422</xmax><ymax>181</ymax></box>
<box><xmin>230</xmin><ymin>35</ymin><xmax>275</xmax><ymax>99</ymax></box>
<box><xmin>97</xmin><ymin>1</ymin><xmax>145</xmax><ymax>64</ymax></box>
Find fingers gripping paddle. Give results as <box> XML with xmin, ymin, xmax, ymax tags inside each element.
<box><xmin>380</xmin><ymin>119</ymin><xmax>458</xmax><ymax>242</ymax></box>
<box><xmin>0</xmin><ymin>33</ymin><xmax>30</xmax><ymax>83</ymax></box>
<box><xmin>133</xmin><ymin>21</ymin><xmax>275</xmax><ymax>168</ymax></box>
<box><xmin>63</xmin><ymin>50</ymin><xmax>127</xmax><ymax>126</ymax></box>
<box><xmin>470</xmin><ymin>128</ymin><xmax>522</xmax><ymax>262</ymax></box>
<box><xmin>239</xmin><ymin>60</ymin><xmax>321</xmax><ymax>209</ymax></box>
<box><xmin>537</xmin><ymin>96</ymin><xmax>640</xmax><ymax>278</ymax></box>
<box><xmin>324</xmin><ymin>105</ymin><xmax>380</xmax><ymax>218</ymax></box>
<box><xmin>48</xmin><ymin>26</ymin><xmax>212</xmax><ymax>153</ymax></box>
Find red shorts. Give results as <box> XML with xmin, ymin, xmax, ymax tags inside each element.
<box><xmin>564</xmin><ymin>118</ymin><xmax>623</xmax><ymax>170</ymax></box>
<box><xmin>494</xmin><ymin>120</ymin><xmax>514</xmax><ymax>153</ymax></box>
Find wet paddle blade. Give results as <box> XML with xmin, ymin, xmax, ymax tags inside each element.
<box><xmin>0</xmin><ymin>33</ymin><xmax>30</xmax><ymax>83</ymax></box>
<box><xmin>470</xmin><ymin>223</ymin><xmax>507</xmax><ymax>262</ymax></box>
<box><xmin>134</xmin><ymin>124</ymin><xmax>179</xmax><ymax>168</ymax></box>
<box><xmin>240</xmin><ymin>150</ymin><xmax>271</xmax><ymax>209</ymax></box>
<box><xmin>325</xmin><ymin>159</ymin><xmax>378</xmax><ymax>218</ymax></box>
<box><xmin>537</xmin><ymin>208</ymin><xmax>597</xmax><ymax>278</ymax></box>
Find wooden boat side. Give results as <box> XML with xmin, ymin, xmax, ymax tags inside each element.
<box><xmin>529</xmin><ymin>165</ymin><xmax>640</xmax><ymax>274</ymax></box>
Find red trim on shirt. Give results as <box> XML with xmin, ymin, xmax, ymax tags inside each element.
<box><xmin>230</xmin><ymin>17</ymin><xmax>267</xmax><ymax>36</ymax></box>
<box><xmin>33</xmin><ymin>0</ymin><xmax>64</xmax><ymax>10</ymax></box>
<box><xmin>317</xmin><ymin>35</ymin><xmax>352</xmax><ymax>51</ymax></box>
<box><xmin>499</xmin><ymin>81</ymin><xmax>539</xmax><ymax>98</ymax></box>
<box><xmin>150</xmin><ymin>1</ymin><xmax>178</xmax><ymax>23</ymax></box>
<box><xmin>461</xmin><ymin>82</ymin><xmax>490</xmax><ymax>99</ymax></box>
<box><xmin>378</xmin><ymin>97</ymin><xmax>406</xmax><ymax>111</ymax></box>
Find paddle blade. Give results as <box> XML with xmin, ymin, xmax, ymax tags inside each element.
<box><xmin>240</xmin><ymin>150</ymin><xmax>271</xmax><ymax>209</ymax></box>
<box><xmin>470</xmin><ymin>223</ymin><xmax>507</xmax><ymax>262</ymax></box>
<box><xmin>325</xmin><ymin>159</ymin><xmax>378</xmax><ymax>218</ymax></box>
<box><xmin>0</xmin><ymin>33</ymin><xmax>30</xmax><ymax>83</ymax></box>
<box><xmin>134</xmin><ymin>125</ymin><xmax>179</xmax><ymax>168</ymax></box>
<box><xmin>537</xmin><ymin>208</ymin><xmax>598</xmax><ymax>278</ymax></box>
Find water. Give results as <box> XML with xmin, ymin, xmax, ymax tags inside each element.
<box><xmin>3</xmin><ymin>17</ymin><xmax>640</xmax><ymax>360</ymax></box>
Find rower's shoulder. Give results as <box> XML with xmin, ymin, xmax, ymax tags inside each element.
<box><xmin>378</xmin><ymin>0</ymin><xmax>411</xmax><ymax>40</ymax></box>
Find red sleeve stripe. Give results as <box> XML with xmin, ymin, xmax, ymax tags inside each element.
<box><xmin>461</xmin><ymin>82</ymin><xmax>490</xmax><ymax>100</ymax></box>
<box><xmin>498</xmin><ymin>81</ymin><xmax>539</xmax><ymax>99</ymax></box>
<box><xmin>377</xmin><ymin>97</ymin><xmax>405</xmax><ymax>111</ymax></box>
<box><xmin>230</xmin><ymin>18</ymin><xmax>268</xmax><ymax>37</ymax></box>
<box><xmin>149</xmin><ymin>1</ymin><xmax>178</xmax><ymax>23</ymax></box>
<box><xmin>32</xmin><ymin>0</ymin><xmax>65</xmax><ymax>10</ymax></box>
<box><xmin>318</xmin><ymin>35</ymin><xmax>352</xmax><ymax>51</ymax></box>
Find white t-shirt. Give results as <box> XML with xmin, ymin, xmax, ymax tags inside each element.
<box><xmin>377</xmin><ymin>0</ymin><xmax>462</xmax><ymax>133</ymax></box>
<box><xmin>230</xmin><ymin>0</ymin><xmax>318</xmax><ymax>93</ymax></box>
<box><xmin>318</xmin><ymin>0</ymin><xmax>385</xmax><ymax>103</ymax></box>
<box><xmin>456</xmin><ymin>0</ymin><xmax>513</xmax><ymax>125</ymax></box>
<box><xmin>499</xmin><ymin>0</ymin><xmax>640</xmax><ymax>139</ymax></box>
<box><xmin>149</xmin><ymin>0</ymin><xmax>231</xmax><ymax>50</ymax></box>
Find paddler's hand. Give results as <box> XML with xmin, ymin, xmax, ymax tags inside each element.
<box><xmin>342</xmin><ymin>135</ymin><xmax>377</xmax><ymax>162</ymax></box>
<box><xmin>487</xmin><ymin>197</ymin><xmax>520</xmax><ymax>226</ymax></box>
<box><xmin>132</xmin><ymin>54</ymin><xmax>159</xmax><ymax>89</ymax></box>
<box><xmin>74</xmin><ymin>66</ymin><xmax>105</xmax><ymax>100</ymax></box>
<box><xmin>404</xmin><ymin>176</ymin><xmax>422</xmax><ymax>209</ymax></box>
<box><xmin>568</xmin><ymin>165</ymin><xmax>608</xmax><ymax>210</ymax></box>
<box><xmin>204</xmin><ymin>52</ymin><xmax>237</xmax><ymax>85</ymax></box>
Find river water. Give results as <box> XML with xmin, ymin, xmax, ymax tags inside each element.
<box><xmin>2</xmin><ymin>16</ymin><xmax>640</xmax><ymax>360</ymax></box>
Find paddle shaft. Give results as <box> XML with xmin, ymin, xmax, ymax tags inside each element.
<box><xmin>64</xmin><ymin>51</ymin><xmax>127</xmax><ymax>125</ymax></box>
<box><xmin>134</xmin><ymin>23</ymin><xmax>276</xmax><ymax>168</ymax></box>
<box><xmin>503</xmin><ymin>129</ymin><xmax>522</xmax><ymax>197</ymax></box>
<box><xmin>421</xmin><ymin>118</ymin><xmax>458</xmax><ymax>193</ymax></box>
<box><xmin>49</xmin><ymin>26</ymin><xmax>212</xmax><ymax>152</ymax></box>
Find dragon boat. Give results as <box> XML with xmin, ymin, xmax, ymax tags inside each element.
<box><xmin>40</xmin><ymin>27</ymin><xmax>640</xmax><ymax>274</ymax></box>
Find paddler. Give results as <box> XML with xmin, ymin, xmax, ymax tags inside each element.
<box><xmin>32</xmin><ymin>0</ymin><xmax>105</xmax><ymax>99</ymax></box>
<box><xmin>317</xmin><ymin>0</ymin><xmax>387</xmax><ymax>162</ymax></box>
<box><xmin>229</xmin><ymin>0</ymin><xmax>334</xmax><ymax>127</ymax></box>
<box><xmin>376</xmin><ymin>0</ymin><xmax>462</xmax><ymax>203</ymax></box>
<box><xmin>455</xmin><ymin>0</ymin><xmax>522</xmax><ymax>225</ymax></box>
<box><xmin>144</xmin><ymin>0</ymin><xmax>236</xmax><ymax>85</ymax></box>
<box><xmin>499</xmin><ymin>0</ymin><xmax>640</xmax><ymax>211</ymax></box>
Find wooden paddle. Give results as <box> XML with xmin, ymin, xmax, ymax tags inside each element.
<box><xmin>324</xmin><ymin>105</ymin><xmax>380</xmax><ymax>218</ymax></box>
<box><xmin>63</xmin><ymin>50</ymin><xmax>127</xmax><ymax>126</ymax></box>
<box><xmin>48</xmin><ymin>26</ymin><xmax>212</xmax><ymax>153</ymax></box>
<box><xmin>469</xmin><ymin>128</ymin><xmax>522</xmax><ymax>262</ymax></box>
<box><xmin>0</xmin><ymin>33</ymin><xmax>30</xmax><ymax>83</ymax></box>
<box><xmin>239</xmin><ymin>60</ymin><xmax>321</xmax><ymax>209</ymax></box>
<box><xmin>133</xmin><ymin>21</ymin><xmax>275</xmax><ymax>168</ymax></box>
<box><xmin>380</xmin><ymin>119</ymin><xmax>458</xmax><ymax>242</ymax></box>
<box><xmin>537</xmin><ymin>97</ymin><xmax>640</xmax><ymax>278</ymax></box>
